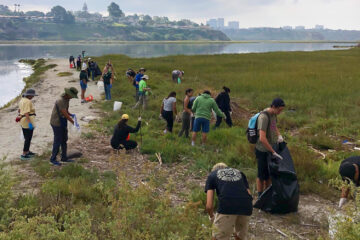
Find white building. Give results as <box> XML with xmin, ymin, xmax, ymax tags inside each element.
<box><xmin>206</xmin><ymin>18</ymin><xmax>218</xmax><ymax>28</ymax></box>
<box><xmin>228</xmin><ymin>21</ymin><xmax>239</xmax><ymax>29</ymax></box>
<box><xmin>217</xmin><ymin>18</ymin><xmax>224</xmax><ymax>28</ymax></box>
<box><xmin>295</xmin><ymin>26</ymin><xmax>305</xmax><ymax>30</ymax></box>
<box><xmin>282</xmin><ymin>26</ymin><xmax>292</xmax><ymax>30</ymax></box>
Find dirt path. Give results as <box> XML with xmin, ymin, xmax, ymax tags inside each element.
<box><xmin>0</xmin><ymin>59</ymin><xmax>101</xmax><ymax>163</ymax></box>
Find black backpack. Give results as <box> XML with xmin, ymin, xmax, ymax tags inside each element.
<box><xmin>246</xmin><ymin>111</ymin><xmax>270</xmax><ymax>144</ymax></box>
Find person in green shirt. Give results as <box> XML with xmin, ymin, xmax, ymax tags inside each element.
<box><xmin>191</xmin><ymin>90</ymin><xmax>225</xmax><ymax>146</ymax></box>
<box><xmin>255</xmin><ymin>98</ymin><xmax>285</xmax><ymax>197</ymax></box>
<box><xmin>133</xmin><ymin>75</ymin><xmax>150</xmax><ymax>110</ymax></box>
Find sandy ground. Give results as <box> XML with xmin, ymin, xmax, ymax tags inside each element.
<box><xmin>0</xmin><ymin>59</ymin><xmax>101</xmax><ymax>163</ymax></box>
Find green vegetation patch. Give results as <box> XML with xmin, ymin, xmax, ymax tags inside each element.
<box><xmin>56</xmin><ymin>72</ymin><xmax>73</xmax><ymax>77</ymax></box>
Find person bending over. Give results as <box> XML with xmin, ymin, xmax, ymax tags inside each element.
<box><xmin>338</xmin><ymin>156</ymin><xmax>360</xmax><ymax>208</ymax></box>
<box><xmin>111</xmin><ymin>114</ymin><xmax>142</xmax><ymax>151</ymax></box>
<box><xmin>205</xmin><ymin>163</ymin><xmax>253</xmax><ymax>240</ymax></box>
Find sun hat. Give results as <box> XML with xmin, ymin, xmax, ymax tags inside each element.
<box><xmin>271</xmin><ymin>98</ymin><xmax>285</xmax><ymax>108</ymax></box>
<box><xmin>121</xmin><ymin>114</ymin><xmax>129</xmax><ymax>120</ymax></box>
<box><xmin>139</xmin><ymin>68</ymin><xmax>146</xmax><ymax>72</ymax></box>
<box><xmin>23</xmin><ymin>88</ymin><xmax>38</xmax><ymax>97</ymax></box>
<box><xmin>141</xmin><ymin>75</ymin><xmax>149</xmax><ymax>80</ymax></box>
<box><xmin>64</xmin><ymin>87</ymin><xmax>78</xmax><ymax>98</ymax></box>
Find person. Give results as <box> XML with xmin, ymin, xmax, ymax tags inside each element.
<box><xmin>79</xmin><ymin>66</ymin><xmax>89</xmax><ymax>103</ymax></box>
<box><xmin>126</xmin><ymin>68</ymin><xmax>136</xmax><ymax>84</ymax></box>
<box><xmin>82</xmin><ymin>59</ymin><xmax>88</xmax><ymax>76</ymax></box>
<box><xmin>205</xmin><ymin>163</ymin><xmax>253</xmax><ymax>240</ymax></box>
<box><xmin>161</xmin><ymin>91</ymin><xmax>177</xmax><ymax>134</ymax></box>
<box><xmin>76</xmin><ymin>55</ymin><xmax>82</xmax><ymax>71</ymax></box>
<box><xmin>18</xmin><ymin>89</ymin><xmax>38</xmax><ymax>160</ymax></box>
<box><xmin>82</xmin><ymin>50</ymin><xmax>86</xmax><ymax>58</ymax></box>
<box><xmin>338</xmin><ymin>156</ymin><xmax>360</xmax><ymax>208</ymax></box>
<box><xmin>49</xmin><ymin>87</ymin><xmax>78</xmax><ymax>166</ymax></box>
<box><xmin>255</xmin><ymin>98</ymin><xmax>285</xmax><ymax>197</ymax></box>
<box><xmin>88</xmin><ymin>58</ymin><xmax>96</xmax><ymax>81</ymax></box>
<box><xmin>178</xmin><ymin>89</ymin><xmax>194</xmax><ymax>138</ymax></box>
<box><xmin>215</xmin><ymin>86</ymin><xmax>233</xmax><ymax>128</ymax></box>
<box><xmin>69</xmin><ymin>56</ymin><xmax>75</xmax><ymax>68</ymax></box>
<box><xmin>191</xmin><ymin>90</ymin><xmax>225</xmax><ymax>146</ymax></box>
<box><xmin>133</xmin><ymin>75</ymin><xmax>150</xmax><ymax>110</ymax></box>
<box><xmin>111</xmin><ymin>114</ymin><xmax>142</xmax><ymax>151</ymax></box>
<box><xmin>134</xmin><ymin>68</ymin><xmax>146</xmax><ymax>101</ymax></box>
<box><xmin>101</xmin><ymin>62</ymin><xmax>114</xmax><ymax>101</ymax></box>
<box><xmin>172</xmin><ymin>69</ymin><xmax>184</xmax><ymax>84</ymax></box>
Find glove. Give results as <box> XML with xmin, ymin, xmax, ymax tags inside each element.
<box><xmin>272</xmin><ymin>152</ymin><xmax>283</xmax><ymax>160</ymax></box>
<box><xmin>28</xmin><ymin>122</ymin><xmax>34</xmax><ymax>130</ymax></box>
<box><xmin>278</xmin><ymin>135</ymin><xmax>284</xmax><ymax>143</ymax></box>
<box><xmin>138</xmin><ymin>117</ymin><xmax>142</xmax><ymax>121</ymax></box>
<box><xmin>339</xmin><ymin>198</ymin><xmax>347</xmax><ymax>208</ymax></box>
<box><xmin>109</xmin><ymin>84</ymin><xmax>112</xmax><ymax>89</ymax></box>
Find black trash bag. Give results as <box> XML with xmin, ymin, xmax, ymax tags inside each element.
<box><xmin>94</xmin><ymin>64</ymin><xmax>102</xmax><ymax>77</ymax></box>
<box><xmin>254</xmin><ymin>142</ymin><xmax>300</xmax><ymax>214</ymax></box>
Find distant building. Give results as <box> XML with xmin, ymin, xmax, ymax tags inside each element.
<box><xmin>282</xmin><ymin>26</ymin><xmax>292</xmax><ymax>30</ymax></box>
<box><xmin>315</xmin><ymin>25</ymin><xmax>324</xmax><ymax>30</ymax></box>
<box><xmin>206</xmin><ymin>18</ymin><xmax>218</xmax><ymax>28</ymax></box>
<box><xmin>295</xmin><ymin>26</ymin><xmax>305</xmax><ymax>30</ymax></box>
<box><xmin>228</xmin><ymin>21</ymin><xmax>239</xmax><ymax>29</ymax></box>
<box><xmin>217</xmin><ymin>18</ymin><xmax>224</xmax><ymax>28</ymax></box>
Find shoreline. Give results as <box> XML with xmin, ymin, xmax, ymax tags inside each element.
<box><xmin>0</xmin><ymin>40</ymin><xmax>359</xmax><ymax>45</ymax></box>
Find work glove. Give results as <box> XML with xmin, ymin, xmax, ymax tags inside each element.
<box><xmin>138</xmin><ymin>117</ymin><xmax>142</xmax><ymax>121</ymax></box>
<box><xmin>339</xmin><ymin>198</ymin><xmax>347</xmax><ymax>208</ymax></box>
<box><xmin>109</xmin><ymin>84</ymin><xmax>112</xmax><ymax>89</ymax></box>
<box><xmin>272</xmin><ymin>152</ymin><xmax>283</xmax><ymax>160</ymax></box>
<box><xmin>278</xmin><ymin>135</ymin><xmax>284</xmax><ymax>143</ymax></box>
<box><xmin>28</xmin><ymin>122</ymin><xmax>34</xmax><ymax>130</ymax></box>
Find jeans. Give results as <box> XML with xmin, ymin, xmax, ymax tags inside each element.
<box><xmin>91</xmin><ymin>69</ymin><xmax>95</xmax><ymax>81</ymax></box>
<box><xmin>50</xmin><ymin>125</ymin><xmax>68</xmax><ymax>162</ymax></box>
<box><xmin>178</xmin><ymin>111</ymin><xmax>191</xmax><ymax>137</ymax></box>
<box><xmin>162</xmin><ymin>110</ymin><xmax>174</xmax><ymax>132</ymax></box>
<box><xmin>133</xmin><ymin>93</ymin><xmax>147</xmax><ymax>110</ymax></box>
<box><xmin>22</xmin><ymin>128</ymin><xmax>34</xmax><ymax>152</ymax></box>
<box><xmin>104</xmin><ymin>83</ymin><xmax>111</xmax><ymax>100</ymax></box>
<box><xmin>215</xmin><ymin>110</ymin><xmax>233</xmax><ymax>128</ymax></box>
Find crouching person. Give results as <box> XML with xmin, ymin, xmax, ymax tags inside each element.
<box><xmin>338</xmin><ymin>156</ymin><xmax>360</xmax><ymax>208</ymax></box>
<box><xmin>111</xmin><ymin>114</ymin><xmax>141</xmax><ymax>151</ymax></box>
<box><xmin>205</xmin><ymin>163</ymin><xmax>253</xmax><ymax>240</ymax></box>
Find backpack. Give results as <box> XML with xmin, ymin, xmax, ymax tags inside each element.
<box><xmin>246</xmin><ymin>111</ymin><xmax>270</xmax><ymax>144</ymax></box>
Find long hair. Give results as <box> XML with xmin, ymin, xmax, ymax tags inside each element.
<box><xmin>117</xmin><ymin>119</ymin><xmax>128</xmax><ymax>129</ymax></box>
<box><xmin>166</xmin><ymin>91</ymin><xmax>176</xmax><ymax>99</ymax></box>
<box><xmin>223</xmin><ymin>86</ymin><xmax>230</xmax><ymax>93</ymax></box>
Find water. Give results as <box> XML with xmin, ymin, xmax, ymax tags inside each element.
<box><xmin>0</xmin><ymin>42</ymin><xmax>351</xmax><ymax>107</ymax></box>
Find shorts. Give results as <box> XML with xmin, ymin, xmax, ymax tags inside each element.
<box><xmin>80</xmin><ymin>81</ymin><xmax>87</xmax><ymax>90</ymax></box>
<box><xmin>212</xmin><ymin>213</ymin><xmax>250</xmax><ymax>240</ymax></box>
<box><xmin>255</xmin><ymin>148</ymin><xmax>270</xmax><ymax>180</ymax></box>
<box><xmin>193</xmin><ymin>117</ymin><xmax>210</xmax><ymax>133</ymax></box>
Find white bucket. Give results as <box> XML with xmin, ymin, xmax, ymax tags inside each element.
<box><xmin>97</xmin><ymin>81</ymin><xmax>105</xmax><ymax>94</ymax></box>
<box><xmin>113</xmin><ymin>101</ymin><xmax>123</xmax><ymax>111</ymax></box>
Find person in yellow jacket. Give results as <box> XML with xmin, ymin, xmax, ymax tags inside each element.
<box><xmin>18</xmin><ymin>89</ymin><xmax>38</xmax><ymax>160</ymax></box>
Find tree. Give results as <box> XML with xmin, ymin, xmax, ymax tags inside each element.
<box><xmin>25</xmin><ymin>11</ymin><xmax>45</xmax><ymax>17</ymax></box>
<box><xmin>48</xmin><ymin>6</ymin><xmax>75</xmax><ymax>24</ymax></box>
<box><xmin>82</xmin><ymin>2</ymin><xmax>88</xmax><ymax>12</ymax></box>
<box><xmin>107</xmin><ymin>2</ymin><xmax>124</xmax><ymax>19</ymax></box>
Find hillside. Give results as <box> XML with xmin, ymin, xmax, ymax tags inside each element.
<box><xmin>0</xmin><ymin>20</ymin><xmax>230</xmax><ymax>41</ymax></box>
<box><xmin>222</xmin><ymin>28</ymin><xmax>360</xmax><ymax>41</ymax></box>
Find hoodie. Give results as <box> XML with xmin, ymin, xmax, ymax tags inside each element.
<box><xmin>192</xmin><ymin>93</ymin><xmax>225</xmax><ymax>120</ymax></box>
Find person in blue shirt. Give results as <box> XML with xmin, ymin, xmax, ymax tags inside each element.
<box><xmin>134</xmin><ymin>68</ymin><xmax>146</xmax><ymax>102</ymax></box>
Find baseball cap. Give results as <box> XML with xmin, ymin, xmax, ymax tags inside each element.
<box><xmin>271</xmin><ymin>98</ymin><xmax>285</xmax><ymax>108</ymax></box>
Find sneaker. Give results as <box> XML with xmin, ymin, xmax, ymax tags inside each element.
<box><xmin>163</xmin><ymin>129</ymin><xmax>167</xmax><ymax>134</ymax></box>
<box><xmin>21</xmin><ymin>154</ymin><xmax>32</xmax><ymax>160</ymax></box>
<box><xmin>61</xmin><ymin>159</ymin><xmax>75</xmax><ymax>163</ymax></box>
<box><xmin>28</xmin><ymin>151</ymin><xmax>37</xmax><ymax>157</ymax></box>
<box><xmin>50</xmin><ymin>160</ymin><xmax>62</xmax><ymax>166</ymax></box>
<box><xmin>81</xmin><ymin>99</ymin><xmax>86</xmax><ymax>103</ymax></box>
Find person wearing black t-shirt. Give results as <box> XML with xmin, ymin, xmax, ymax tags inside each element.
<box><xmin>215</xmin><ymin>86</ymin><xmax>233</xmax><ymax>128</ymax></box>
<box><xmin>111</xmin><ymin>114</ymin><xmax>141</xmax><ymax>151</ymax></box>
<box><xmin>338</xmin><ymin>156</ymin><xmax>360</xmax><ymax>208</ymax></box>
<box><xmin>205</xmin><ymin>163</ymin><xmax>253</xmax><ymax>240</ymax></box>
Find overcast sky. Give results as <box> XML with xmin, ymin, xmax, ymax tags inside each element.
<box><xmin>2</xmin><ymin>0</ymin><xmax>359</xmax><ymax>30</ymax></box>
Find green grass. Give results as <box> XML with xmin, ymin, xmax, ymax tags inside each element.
<box><xmin>91</xmin><ymin>48</ymin><xmax>360</xmax><ymax>196</ymax></box>
<box><xmin>56</xmin><ymin>72</ymin><xmax>73</xmax><ymax>77</ymax></box>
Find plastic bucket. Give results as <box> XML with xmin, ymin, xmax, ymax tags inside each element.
<box><xmin>70</xmin><ymin>63</ymin><xmax>73</xmax><ymax>68</ymax></box>
<box><xmin>113</xmin><ymin>101</ymin><xmax>123</xmax><ymax>111</ymax></box>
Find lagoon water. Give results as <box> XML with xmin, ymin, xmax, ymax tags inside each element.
<box><xmin>0</xmin><ymin>42</ymin><xmax>351</xmax><ymax>107</ymax></box>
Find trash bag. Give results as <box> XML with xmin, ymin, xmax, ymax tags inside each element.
<box><xmin>69</xmin><ymin>114</ymin><xmax>81</xmax><ymax>138</ymax></box>
<box><xmin>254</xmin><ymin>142</ymin><xmax>300</xmax><ymax>214</ymax></box>
<box><xmin>95</xmin><ymin>64</ymin><xmax>102</xmax><ymax>77</ymax></box>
